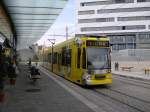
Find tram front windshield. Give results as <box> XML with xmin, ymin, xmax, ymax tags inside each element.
<box><xmin>87</xmin><ymin>48</ymin><xmax>111</xmax><ymax>70</ymax></box>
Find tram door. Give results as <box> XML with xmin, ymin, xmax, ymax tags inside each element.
<box><xmin>82</xmin><ymin>48</ymin><xmax>86</xmax><ymax>70</ymax></box>
<box><xmin>58</xmin><ymin>53</ymin><xmax>61</xmax><ymax>72</ymax></box>
<box><xmin>66</xmin><ymin>49</ymin><xmax>71</xmax><ymax>77</ymax></box>
<box><xmin>76</xmin><ymin>47</ymin><xmax>82</xmax><ymax>83</ymax></box>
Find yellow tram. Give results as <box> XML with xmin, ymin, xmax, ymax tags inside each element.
<box><xmin>41</xmin><ymin>36</ymin><xmax>112</xmax><ymax>85</ymax></box>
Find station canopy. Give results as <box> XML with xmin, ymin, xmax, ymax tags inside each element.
<box><xmin>0</xmin><ymin>4</ymin><xmax>13</xmax><ymax>43</ymax></box>
<box><xmin>3</xmin><ymin>0</ymin><xmax>68</xmax><ymax>49</ymax></box>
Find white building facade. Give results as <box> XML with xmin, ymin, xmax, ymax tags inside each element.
<box><xmin>76</xmin><ymin>0</ymin><xmax>150</xmax><ymax>50</ymax></box>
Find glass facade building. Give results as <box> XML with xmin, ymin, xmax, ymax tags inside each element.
<box><xmin>76</xmin><ymin>0</ymin><xmax>150</xmax><ymax>50</ymax></box>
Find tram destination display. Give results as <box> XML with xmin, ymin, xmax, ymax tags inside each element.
<box><xmin>86</xmin><ymin>40</ymin><xmax>109</xmax><ymax>47</ymax></box>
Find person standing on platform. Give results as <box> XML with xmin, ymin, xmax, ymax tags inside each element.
<box><xmin>116</xmin><ymin>62</ymin><xmax>119</xmax><ymax>71</ymax></box>
<box><xmin>0</xmin><ymin>47</ymin><xmax>8</xmax><ymax>102</ymax></box>
<box><xmin>115</xmin><ymin>62</ymin><xmax>117</xmax><ymax>71</ymax></box>
<box><xmin>115</xmin><ymin>62</ymin><xmax>119</xmax><ymax>71</ymax></box>
<box><xmin>28</xmin><ymin>58</ymin><xmax>31</xmax><ymax>66</ymax></box>
<box><xmin>8</xmin><ymin>60</ymin><xmax>17</xmax><ymax>85</ymax></box>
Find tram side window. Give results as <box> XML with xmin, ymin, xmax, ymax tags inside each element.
<box><xmin>77</xmin><ymin>48</ymin><xmax>81</xmax><ymax>68</ymax></box>
<box><xmin>44</xmin><ymin>55</ymin><xmax>48</xmax><ymax>62</ymax></box>
<box><xmin>53</xmin><ymin>52</ymin><xmax>57</xmax><ymax>64</ymax></box>
<box><xmin>61</xmin><ymin>49</ymin><xmax>66</xmax><ymax>66</ymax></box>
<box><xmin>49</xmin><ymin>53</ymin><xmax>52</xmax><ymax>63</ymax></box>
<box><xmin>82</xmin><ymin>48</ymin><xmax>86</xmax><ymax>69</ymax></box>
<box><xmin>58</xmin><ymin>53</ymin><xmax>61</xmax><ymax>64</ymax></box>
<box><xmin>48</xmin><ymin>53</ymin><xmax>51</xmax><ymax>62</ymax></box>
<box><xmin>57</xmin><ymin>53</ymin><xmax>59</xmax><ymax>64</ymax></box>
<box><xmin>66</xmin><ymin>49</ymin><xmax>71</xmax><ymax>66</ymax></box>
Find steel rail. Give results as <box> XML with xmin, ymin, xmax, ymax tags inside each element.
<box><xmin>93</xmin><ymin>88</ymin><xmax>150</xmax><ymax>112</ymax></box>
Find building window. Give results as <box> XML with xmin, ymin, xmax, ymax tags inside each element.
<box><xmin>118</xmin><ymin>16</ymin><xmax>150</xmax><ymax>21</ymax></box>
<box><xmin>81</xmin><ymin>26</ymin><xmax>120</xmax><ymax>32</ymax></box>
<box><xmin>80</xmin><ymin>1</ymin><xmax>109</xmax><ymax>6</ymax></box>
<box><xmin>97</xmin><ymin>7</ymin><xmax>150</xmax><ymax>14</ymax></box>
<box><xmin>115</xmin><ymin>0</ymin><xmax>125</xmax><ymax>3</ymax></box>
<box><xmin>96</xmin><ymin>18</ymin><xmax>114</xmax><ymax>22</ymax></box>
<box><xmin>125</xmin><ymin>25</ymin><xmax>145</xmax><ymax>30</ymax></box>
<box><xmin>109</xmin><ymin>35</ymin><xmax>136</xmax><ymax>44</ymax></box>
<box><xmin>81</xmin><ymin>3</ymin><xmax>85</xmax><ymax>6</ymax></box>
<box><xmin>139</xmin><ymin>34</ymin><xmax>150</xmax><ymax>39</ymax></box>
<box><xmin>137</xmin><ymin>34</ymin><xmax>150</xmax><ymax>45</ymax></box>
<box><xmin>78</xmin><ymin>10</ymin><xmax>95</xmax><ymax>15</ymax></box>
<box><xmin>137</xmin><ymin>0</ymin><xmax>146</xmax><ymax>2</ymax></box>
<box><xmin>118</xmin><ymin>44</ymin><xmax>126</xmax><ymax>50</ymax></box>
<box><xmin>80</xmin><ymin>0</ymin><xmax>134</xmax><ymax>7</ymax></box>
<box><xmin>78</xmin><ymin>18</ymin><xmax>96</xmax><ymax>23</ymax></box>
<box><xmin>112</xmin><ymin>44</ymin><xmax>119</xmax><ymax>50</ymax></box>
<box><xmin>125</xmin><ymin>36</ymin><xmax>135</xmax><ymax>43</ymax></box>
<box><xmin>109</xmin><ymin>34</ymin><xmax>136</xmax><ymax>50</ymax></box>
<box><xmin>114</xmin><ymin>0</ymin><xmax>134</xmax><ymax>3</ymax></box>
<box><xmin>109</xmin><ymin>35</ymin><xmax>125</xmax><ymax>43</ymax></box>
<box><xmin>78</xmin><ymin>17</ymin><xmax>114</xmax><ymax>23</ymax></box>
<box><xmin>122</xmin><ymin>26</ymin><xmax>126</xmax><ymax>30</ymax></box>
<box><xmin>81</xmin><ymin>25</ymin><xmax>145</xmax><ymax>32</ymax></box>
<box><xmin>126</xmin><ymin>44</ymin><xmax>134</xmax><ymax>49</ymax></box>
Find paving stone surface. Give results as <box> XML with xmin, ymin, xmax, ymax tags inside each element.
<box><xmin>0</xmin><ymin>65</ymin><xmax>93</xmax><ymax>112</ymax></box>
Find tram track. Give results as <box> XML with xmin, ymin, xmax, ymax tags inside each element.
<box><xmin>40</xmin><ymin>66</ymin><xmax>150</xmax><ymax>112</ymax></box>
<box><xmin>113</xmin><ymin>76</ymin><xmax>150</xmax><ymax>90</ymax></box>
<box><xmin>113</xmin><ymin>75</ymin><xmax>150</xmax><ymax>85</ymax></box>
<box><xmin>93</xmin><ymin>88</ymin><xmax>150</xmax><ymax>112</ymax></box>
<box><xmin>40</xmin><ymin>67</ymin><xmax>140</xmax><ymax>112</ymax></box>
<box><xmin>44</xmin><ymin>70</ymin><xmax>150</xmax><ymax>112</ymax></box>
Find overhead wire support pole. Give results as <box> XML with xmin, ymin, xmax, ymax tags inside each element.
<box><xmin>66</xmin><ymin>26</ymin><xmax>68</xmax><ymax>41</ymax></box>
<box><xmin>47</xmin><ymin>39</ymin><xmax>55</xmax><ymax>72</ymax></box>
<box><xmin>42</xmin><ymin>40</ymin><xmax>45</xmax><ymax>66</ymax></box>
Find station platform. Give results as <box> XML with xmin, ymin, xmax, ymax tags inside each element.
<box><xmin>112</xmin><ymin>61</ymin><xmax>150</xmax><ymax>81</ymax></box>
<box><xmin>112</xmin><ymin>70</ymin><xmax>150</xmax><ymax>81</ymax></box>
<box><xmin>0</xmin><ymin>64</ymin><xmax>93</xmax><ymax>112</ymax></box>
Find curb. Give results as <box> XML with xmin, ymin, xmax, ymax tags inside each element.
<box><xmin>113</xmin><ymin>73</ymin><xmax>150</xmax><ymax>81</ymax></box>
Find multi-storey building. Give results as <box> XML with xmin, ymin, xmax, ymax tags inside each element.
<box><xmin>76</xmin><ymin>0</ymin><xmax>150</xmax><ymax>50</ymax></box>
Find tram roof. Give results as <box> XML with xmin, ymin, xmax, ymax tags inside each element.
<box><xmin>2</xmin><ymin>0</ymin><xmax>68</xmax><ymax>49</ymax></box>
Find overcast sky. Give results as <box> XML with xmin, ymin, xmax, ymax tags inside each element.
<box><xmin>37</xmin><ymin>0</ymin><xmax>75</xmax><ymax>46</ymax></box>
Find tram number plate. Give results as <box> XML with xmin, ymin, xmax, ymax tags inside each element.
<box><xmin>95</xmin><ymin>75</ymin><xmax>105</xmax><ymax>79</ymax></box>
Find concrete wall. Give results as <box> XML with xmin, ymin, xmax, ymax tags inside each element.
<box><xmin>112</xmin><ymin>61</ymin><xmax>150</xmax><ymax>73</ymax></box>
<box><xmin>112</xmin><ymin>49</ymin><xmax>150</xmax><ymax>61</ymax></box>
<box><xmin>112</xmin><ymin>49</ymin><xmax>150</xmax><ymax>73</ymax></box>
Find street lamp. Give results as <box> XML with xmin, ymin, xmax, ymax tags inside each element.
<box><xmin>47</xmin><ymin>39</ymin><xmax>55</xmax><ymax>72</ymax></box>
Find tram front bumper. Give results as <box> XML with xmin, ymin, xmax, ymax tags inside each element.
<box><xmin>85</xmin><ymin>78</ymin><xmax>112</xmax><ymax>85</ymax></box>
<box><xmin>82</xmin><ymin>73</ymin><xmax>112</xmax><ymax>85</ymax></box>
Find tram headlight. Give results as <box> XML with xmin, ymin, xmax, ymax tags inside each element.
<box><xmin>86</xmin><ymin>75</ymin><xmax>92</xmax><ymax>80</ymax></box>
<box><xmin>106</xmin><ymin>69</ymin><xmax>111</xmax><ymax>73</ymax></box>
<box><xmin>82</xmin><ymin>71</ymin><xmax>92</xmax><ymax>80</ymax></box>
